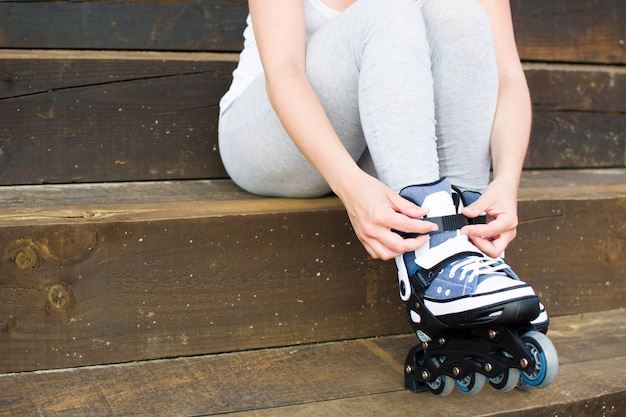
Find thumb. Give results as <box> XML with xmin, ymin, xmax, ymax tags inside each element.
<box><xmin>462</xmin><ymin>198</ymin><xmax>488</xmax><ymax>219</ymax></box>
<box><xmin>391</xmin><ymin>192</ymin><xmax>428</xmax><ymax>218</ymax></box>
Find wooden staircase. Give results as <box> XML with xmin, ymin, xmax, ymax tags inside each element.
<box><xmin>1</xmin><ymin>1</ymin><xmax>624</xmax><ymax>416</ymax></box>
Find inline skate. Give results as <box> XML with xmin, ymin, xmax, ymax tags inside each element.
<box><xmin>396</xmin><ymin>178</ymin><xmax>558</xmax><ymax>395</ymax></box>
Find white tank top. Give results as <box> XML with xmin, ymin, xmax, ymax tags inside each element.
<box><xmin>219</xmin><ymin>0</ymin><xmax>340</xmax><ymax>116</ymax></box>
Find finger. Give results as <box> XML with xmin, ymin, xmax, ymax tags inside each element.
<box><xmin>391</xmin><ymin>214</ymin><xmax>439</xmax><ymax>237</ymax></box>
<box><xmin>361</xmin><ymin>232</ymin><xmax>429</xmax><ymax>261</ymax></box>
<box><xmin>461</xmin><ymin>223</ymin><xmax>494</xmax><ymax>239</ymax></box>
<box><xmin>462</xmin><ymin>204</ymin><xmax>484</xmax><ymax>219</ymax></box>
<box><xmin>393</xmin><ymin>233</ymin><xmax>430</xmax><ymax>255</ymax></box>
<box><xmin>390</xmin><ymin>193</ymin><xmax>429</xmax><ymax>219</ymax></box>
<box><xmin>470</xmin><ymin>230</ymin><xmax>515</xmax><ymax>258</ymax></box>
<box><xmin>387</xmin><ymin>199</ymin><xmax>438</xmax><ymax>233</ymax></box>
<box><xmin>471</xmin><ymin>235</ymin><xmax>512</xmax><ymax>258</ymax></box>
<box><xmin>359</xmin><ymin>233</ymin><xmax>394</xmax><ymax>260</ymax></box>
<box><xmin>470</xmin><ymin>236</ymin><xmax>501</xmax><ymax>258</ymax></box>
<box><xmin>373</xmin><ymin>229</ymin><xmax>430</xmax><ymax>259</ymax></box>
<box><xmin>461</xmin><ymin>215</ymin><xmax>512</xmax><ymax>239</ymax></box>
<box><xmin>461</xmin><ymin>196</ymin><xmax>492</xmax><ymax>218</ymax></box>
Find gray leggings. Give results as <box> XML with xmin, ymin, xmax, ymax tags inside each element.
<box><xmin>218</xmin><ymin>0</ymin><xmax>498</xmax><ymax>198</ymax></box>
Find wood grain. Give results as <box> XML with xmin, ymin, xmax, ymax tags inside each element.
<box><xmin>524</xmin><ymin>64</ymin><xmax>626</xmax><ymax>169</ymax></box>
<box><xmin>0</xmin><ymin>51</ymin><xmax>237</xmax><ymax>184</ymax></box>
<box><xmin>1</xmin><ymin>54</ymin><xmax>623</xmax><ymax>185</ymax></box>
<box><xmin>511</xmin><ymin>0</ymin><xmax>626</xmax><ymax>64</ymax></box>
<box><xmin>0</xmin><ymin>309</ymin><xmax>623</xmax><ymax>416</ymax></box>
<box><xmin>1</xmin><ymin>170</ymin><xmax>624</xmax><ymax>373</ymax></box>
<box><xmin>0</xmin><ymin>0</ymin><xmax>249</xmax><ymax>52</ymax></box>
<box><xmin>0</xmin><ymin>0</ymin><xmax>623</xmax><ymax>64</ymax></box>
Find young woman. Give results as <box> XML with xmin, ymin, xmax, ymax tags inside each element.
<box><xmin>218</xmin><ymin>0</ymin><xmax>543</xmax><ymax>332</ymax></box>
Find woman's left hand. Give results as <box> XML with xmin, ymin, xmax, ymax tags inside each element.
<box><xmin>460</xmin><ymin>178</ymin><xmax>519</xmax><ymax>258</ymax></box>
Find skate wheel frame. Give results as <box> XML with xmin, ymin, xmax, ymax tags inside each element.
<box><xmin>404</xmin><ymin>327</ymin><xmax>559</xmax><ymax>396</ymax></box>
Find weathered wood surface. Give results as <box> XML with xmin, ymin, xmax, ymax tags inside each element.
<box><xmin>524</xmin><ymin>63</ymin><xmax>626</xmax><ymax>170</ymax></box>
<box><xmin>512</xmin><ymin>0</ymin><xmax>626</xmax><ymax>65</ymax></box>
<box><xmin>0</xmin><ymin>51</ymin><xmax>236</xmax><ymax>185</ymax></box>
<box><xmin>1</xmin><ymin>169</ymin><xmax>624</xmax><ymax>373</ymax></box>
<box><xmin>0</xmin><ymin>0</ymin><xmax>249</xmax><ymax>53</ymax></box>
<box><xmin>1</xmin><ymin>52</ymin><xmax>623</xmax><ymax>185</ymax></box>
<box><xmin>0</xmin><ymin>0</ymin><xmax>623</xmax><ymax>64</ymax></box>
<box><xmin>0</xmin><ymin>194</ymin><xmax>401</xmax><ymax>373</ymax></box>
<box><xmin>0</xmin><ymin>309</ymin><xmax>624</xmax><ymax>417</ymax></box>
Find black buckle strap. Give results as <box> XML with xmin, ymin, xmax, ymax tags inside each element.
<box><xmin>425</xmin><ymin>213</ymin><xmax>487</xmax><ymax>232</ymax></box>
<box><xmin>399</xmin><ymin>214</ymin><xmax>487</xmax><ymax>238</ymax></box>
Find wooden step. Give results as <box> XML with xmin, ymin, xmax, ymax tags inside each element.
<box><xmin>0</xmin><ymin>50</ymin><xmax>236</xmax><ymax>184</ymax></box>
<box><xmin>1</xmin><ymin>308</ymin><xmax>624</xmax><ymax>416</ymax></box>
<box><xmin>1</xmin><ymin>51</ymin><xmax>624</xmax><ymax>185</ymax></box>
<box><xmin>512</xmin><ymin>0</ymin><xmax>626</xmax><ymax>65</ymax></box>
<box><xmin>0</xmin><ymin>0</ymin><xmax>248</xmax><ymax>52</ymax></box>
<box><xmin>1</xmin><ymin>168</ymin><xmax>624</xmax><ymax>374</ymax></box>
<box><xmin>524</xmin><ymin>63</ymin><xmax>626</xmax><ymax>170</ymax></box>
<box><xmin>0</xmin><ymin>0</ymin><xmax>623</xmax><ymax>64</ymax></box>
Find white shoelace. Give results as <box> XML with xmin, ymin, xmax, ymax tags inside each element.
<box><xmin>447</xmin><ymin>256</ymin><xmax>510</xmax><ymax>284</ymax></box>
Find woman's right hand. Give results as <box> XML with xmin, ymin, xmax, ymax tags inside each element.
<box><xmin>334</xmin><ymin>171</ymin><xmax>438</xmax><ymax>260</ymax></box>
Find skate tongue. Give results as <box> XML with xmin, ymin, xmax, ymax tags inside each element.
<box><xmin>400</xmin><ymin>178</ymin><xmax>454</xmax><ymax>213</ymax></box>
<box><xmin>415</xmin><ymin>234</ymin><xmax>481</xmax><ymax>270</ymax></box>
<box><xmin>422</xmin><ymin>191</ymin><xmax>456</xmax><ymax>217</ymax></box>
<box><xmin>399</xmin><ymin>178</ymin><xmax>456</xmax><ymax>248</ymax></box>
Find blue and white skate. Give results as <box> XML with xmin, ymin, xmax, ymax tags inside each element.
<box><xmin>396</xmin><ymin>179</ymin><xmax>558</xmax><ymax>395</ymax></box>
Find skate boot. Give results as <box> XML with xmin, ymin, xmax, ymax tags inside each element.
<box><xmin>396</xmin><ymin>178</ymin><xmax>558</xmax><ymax>395</ymax></box>
<box><xmin>451</xmin><ymin>186</ymin><xmax>550</xmax><ymax>334</ymax></box>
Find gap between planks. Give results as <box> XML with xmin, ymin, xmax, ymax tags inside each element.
<box><xmin>0</xmin><ymin>49</ymin><xmax>239</xmax><ymax>62</ymax></box>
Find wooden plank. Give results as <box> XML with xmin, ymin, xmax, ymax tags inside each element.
<box><xmin>226</xmin><ymin>309</ymin><xmax>626</xmax><ymax>416</ymax></box>
<box><xmin>0</xmin><ymin>168</ymin><xmax>623</xmax><ymax>221</ymax></box>
<box><xmin>524</xmin><ymin>64</ymin><xmax>626</xmax><ymax>169</ymax></box>
<box><xmin>525</xmin><ymin>64</ymin><xmax>626</xmax><ymax>113</ymax></box>
<box><xmin>0</xmin><ymin>341</ymin><xmax>402</xmax><ymax>416</ymax></box>
<box><xmin>510</xmin><ymin>196</ymin><xmax>626</xmax><ymax>317</ymax></box>
<box><xmin>496</xmin><ymin>393</ymin><xmax>626</xmax><ymax>417</ymax></box>
<box><xmin>511</xmin><ymin>0</ymin><xmax>626</xmax><ymax>64</ymax></box>
<box><xmin>0</xmin><ymin>51</ymin><xmax>237</xmax><ymax>184</ymax></box>
<box><xmin>0</xmin><ymin>309</ymin><xmax>624</xmax><ymax>417</ymax></box>
<box><xmin>226</xmin><ymin>358</ymin><xmax>626</xmax><ymax>417</ymax></box>
<box><xmin>0</xmin><ymin>179</ymin><xmax>257</xmax><ymax>211</ymax></box>
<box><xmin>0</xmin><ymin>0</ymin><xmax>623</xmax><ymax>65</ymax></box>
<box><xmin>0</xmin><ymin>207</ymin><xmax>405</xmax><ymax>373</ymax></box>
<box><xmin>0</xmin><ymin>170</ymin><xmax>624</xmax><ymax>373</ymax></box>
<box><xmin>1</xmin><ymin>55</ymin><xmax>624</xmax><ymax>186</ymax></box>
<box><xmin>0</xmin><ymin>0</ymin><xmax>249</xmax><ymax>52</ymax></box>
<box><xmin>518</xmin><ymin>168</ymin><xmax>626</xmax><ymax>200</ymax></box>
<box><xmin>0</xmin><ymin>50</ymin><xmax>239</xmax><ymax>99</ymax></box>
<box><xmin>527</xmin><ymin>112</ymin><xmax>625</xmax><ymax>169</ymax></box>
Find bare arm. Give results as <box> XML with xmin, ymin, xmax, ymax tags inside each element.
<box><xmin>462</xmin><ymin>0</ymin><xmax>532</xmax><ymax>257</ymax></box>
<box><xmin>249</xmin><ymin>0</ymin><xmax>436</xmax><ymax>259</ymax></box>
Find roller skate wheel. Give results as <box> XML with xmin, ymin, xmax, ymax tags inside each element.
<box><xmin>518</xmin><ymin>330</ymin><xmax>559</xmax><ymax>390</ymax></box>
<box><xmin>489</xmin><ymin>367</ymin><xmax>520</xmax><ymax>392</ymax></box>
<box><xmin>455</xmin><ymin>372</ymin><xmax>486</xmax><ymax>394</ymax></box>
<box><xmin>427</xmin><ymin>374</ymin><xmax>455</xmax><ymax>396</ymax></box>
